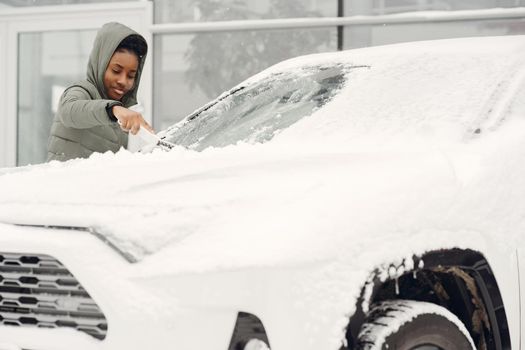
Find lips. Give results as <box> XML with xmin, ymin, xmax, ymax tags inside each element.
<box><xmin>112</xmin><ymin>88</ymin><xmax>125</xmax><ymax>97</ymax></box>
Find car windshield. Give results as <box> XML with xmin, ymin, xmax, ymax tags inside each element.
<box><xmin>163</xmin><ymin>63</ymin><xmax>351</xmax><ymax>150</ymax></box>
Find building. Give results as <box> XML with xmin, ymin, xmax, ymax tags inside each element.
<box><xmin>0</xmin><ymin>0</ymin><xmax>524</xmax><ymax>167</ymax></box>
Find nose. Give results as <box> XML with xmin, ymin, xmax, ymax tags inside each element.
<box><xmin>116</xmin><ymin>73</ymin><xmax>127</xmax><ymax>87</ymax></box>
<box><xmin>116</xmin><ymin>72</ymin><xmax>134</xmax><ymax>89</ymax></box>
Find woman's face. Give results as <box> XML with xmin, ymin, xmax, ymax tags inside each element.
<box><xmin>104</xmin><ymin>49</ymin><xmax>139</xmax><ymax>101</ymax></box>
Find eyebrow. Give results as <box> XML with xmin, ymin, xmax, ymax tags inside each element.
<box><xmin>112</xmin><ymin>63</ymin><xmax>137</xmax><ymax>73</ymax></box>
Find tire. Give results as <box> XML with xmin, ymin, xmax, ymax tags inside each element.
<box><xmin>356</xmin><ymin>300</ymin><xmax>475</xmax><ymax>350</ymax></box>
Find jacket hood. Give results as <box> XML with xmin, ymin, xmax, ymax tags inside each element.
<box><xmin>87</xmin><ymin>22</ymin><xmax>147</xmax><ymax>107</ymax></box>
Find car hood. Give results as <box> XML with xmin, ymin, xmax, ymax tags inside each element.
<box><xmin>1</xmin><ymin>122</ymin><xmax>525</xmax><ymax>273</ymax></box>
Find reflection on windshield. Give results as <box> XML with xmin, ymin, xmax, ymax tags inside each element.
<box><xmin>164</xmin><ymin>64</ymin><xmax>349</xmax><ymax>150</ymax></box>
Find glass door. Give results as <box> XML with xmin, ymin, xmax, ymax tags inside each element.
<box><xmin>17</xmin><ymin>30</ymin><xmax>98</xmax><ymax>165</ymax></box>
<box><xmin>1</xmin><ymin>1</ymin><xmax>152</xmax><ymax>167</ymax></box>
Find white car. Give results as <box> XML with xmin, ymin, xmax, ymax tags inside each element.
<box><xmin>0</xmin><ymin>35</ymin><xmax>524</xmax><ymax>350</ymax></box>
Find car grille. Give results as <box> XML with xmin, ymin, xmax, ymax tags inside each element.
<box><xmin>0</xmin><ymin>252</ymin><xmax>107</xmax><ymax>340</ymax></box>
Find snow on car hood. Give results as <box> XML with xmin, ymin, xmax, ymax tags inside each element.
<box><xmin>0</xmin><ymin>144</ymin><xmax>447</xmax><ymax>258</ymax></box>
<box><xmin>2</xmin><ymin>118</ymin><xmax>525</xmax><ymax>273</ymax></box>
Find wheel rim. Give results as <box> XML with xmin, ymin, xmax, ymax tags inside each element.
<box><xmin>410</xmin><ymin>345</ymin><xmax>444</xmax><ymax>350</ymax></box>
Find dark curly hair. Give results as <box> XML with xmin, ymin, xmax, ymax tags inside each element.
<box><xmin>116</xmin><ymin>34</ymin><xmax>147</xmax><ymax>59</ymax></box>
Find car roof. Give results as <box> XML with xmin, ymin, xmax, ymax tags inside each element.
<box><xmin>168</xmin><ymin>35</ymin><xmax>525</xmax><ymax>150</ymax></box>
<box><xmin>251</xmin><ymin>35</ymin><xmax>524</xmax><ymax>148</ymax></box>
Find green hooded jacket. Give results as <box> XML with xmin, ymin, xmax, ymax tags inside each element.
<box><xmin>47</xmin><ymin>22</ymin><xmax>147</xmax><ymax>162</ymax></box>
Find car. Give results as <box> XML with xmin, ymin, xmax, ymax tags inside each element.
<box><xmin>0</xmin><ymin>35</ymin><xmax>524</xmax><ymax>350</ymax></box>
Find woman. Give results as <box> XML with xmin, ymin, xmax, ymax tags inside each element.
<box><xmin>47</xmin><ymin>22</ymin><xmax>153</xmax><ymax>161</ymax></box>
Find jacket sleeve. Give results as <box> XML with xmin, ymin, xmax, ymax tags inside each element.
<box><xmin>56</xmin><ymin>86</ymin><xmax>122</xmax><ymax>129</ymax></box>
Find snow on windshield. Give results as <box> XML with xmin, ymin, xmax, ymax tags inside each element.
<box><xmin>164</xmin><ymin>64</ymin><xmax>350</xmax><ymax>150</ymax></box>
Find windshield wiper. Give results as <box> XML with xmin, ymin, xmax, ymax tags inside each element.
<box><xmin>187</xmin><ymin>86</ymin><xmax>246</xmax><ymax>122</ymax></box>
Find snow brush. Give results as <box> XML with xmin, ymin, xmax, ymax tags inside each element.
<box><xmin>127</xmin><ymin>126</ymin><xmax>177</xmax><ymax>153</ymax></box>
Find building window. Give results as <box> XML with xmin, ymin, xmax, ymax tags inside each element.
<box><xmin>346</xmin><ymin>0</ymin><xmax>525</xmax><ymax>15</ymax></box>
<box><xmin>153</xmin><ymin>0</ymin><xmax>337</xmax><ymax>24</ymax></box>
<box><xmin>17</xmin><ymin>30</ymin><xmax>95</xmax><ymax>166</ymax></box>
<box><xmin>153</xmin><ymin>27</ymin><xmax>337</xmax><ymax>129</ymax></box>
<box><xmin>0</xmin><ymin>0</ymin><xmax>133</xmax><ymax>8</ymax></box>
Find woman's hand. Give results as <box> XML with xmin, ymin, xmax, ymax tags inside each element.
<box><xmin>112</xmin><ymin>105</ymin><xmax>154</xmax><ymax>135</ymax></box>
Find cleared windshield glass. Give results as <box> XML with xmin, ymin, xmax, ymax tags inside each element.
<box><xmin>163</xmin><ymin>64</ymin><xmax>350</xmax><ymax>150</ymax></box>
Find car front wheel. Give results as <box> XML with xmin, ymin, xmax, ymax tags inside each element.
<box><xmin>356</xmin><ymin>299</ymin><xmax>475</xmax><ymax>350</ymax></box>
